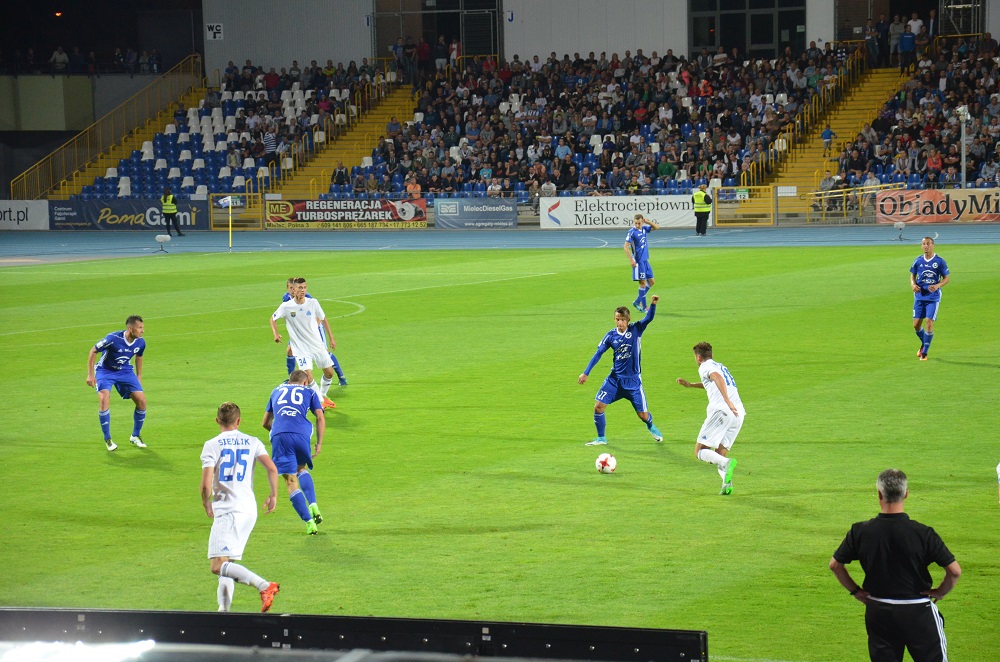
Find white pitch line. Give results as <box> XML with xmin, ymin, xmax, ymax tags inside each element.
<box><xmin>0</xmin><ymin>272</ymin><xmax>552</xmax><ymax>337</ymax></box>
<box><xmin>586</xmin><ymin>237</ymin><xmax>610</xmax><ymax>248</ymax></box>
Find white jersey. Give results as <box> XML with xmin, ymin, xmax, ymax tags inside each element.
<box><xmin>273</xmin><ymin>297</ymin><xmax>327</xmax><ymax>356</ymax></box>
<box><xmin>698</xmin><ymin>359</ymin><xmax>746</xmax><ymax>415</ymax></box>
<box><xmin>200</xmin><ymin>429</ymin><xmax>269</xmax><ymax>516</ymax></box>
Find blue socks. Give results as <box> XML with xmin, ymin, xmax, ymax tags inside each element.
<box><xmin>132</xmin><ymin>409</ymin><xmax>146</xmax><ymax>437</ymax></box>
<box><xmin>297</xmin><ymin>470</ymin><xmax>317</xmax><ymax>504</ymax></box>
<box><xmin>638</xmin><ymin>286</ymin><xmax>648</xmax><ymax>307</ymax></box>
<box><xmin>644</xmin><ymin>413</ymin><xmax>654</xmax><ymax>430</ymax></box>
<box><xmin>286</xmin><ymin>356</ymin><xmax>296</xmax><ymax>374</ymax></box>
<box><xmin>289</xmin><ymin>489</ymin><xmax>312</xmax><ymax>522</ymax></box>
<box><xmin>329</xmin><ymin>353</ymin><xmax>345</xmax><ymax>380</ymax></box>
<box><xmin>916</xmin><ymin>328</ymin><xmax>926</xmax><ymax>343</ymax></box>
<box><xmin>99</xmin><ymin>409</ymin><xmax>111</xmax><ymax>441</ymax></box>
<box><xmin>923</xmin><ymin>332</ymin><xmax>933</xmax><ymax>356</ymax></box>
<box><xmin>594</xmin><ymin>412</ymin><xmax>606</xmax><ymax>437</ymax></box>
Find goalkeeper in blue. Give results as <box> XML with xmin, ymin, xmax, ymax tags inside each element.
<box><xmin>578</xmin><ymin>295</ymin><xmax>663</xmax><ymax>446</ymax></box>
<box><xmin>262</xmin><ymin>370</ymin><xmax>326</xmax><ymax>535</ymax></box>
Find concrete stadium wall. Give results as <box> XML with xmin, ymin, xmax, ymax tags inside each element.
<box><xmin>502</xmin><ymin>0</ymin><xmax>835</xmax><ymax>62</ymax></box>
<box><xmin>501</xmin><ymin>0</ymin><xmax>689</xmax><ymax>63</ymax></box>
<box><xmin>202</xmin><ymin>0</ymin><xmax>375</xmax><ymax>79</ymax></box>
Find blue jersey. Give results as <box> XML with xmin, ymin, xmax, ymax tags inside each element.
<box><xmin>584</xmin><ymin>305</ymin><xmax>656</xmax><ymax>389</ymax></box>
<box><xmin>265</xmin><ymin>383</ymin><xmax>321</xmax><ymax>437</ymax></box>
<box><xmin>625</xmin><ymin>225</ymin><xmax>653</xmax><ymax>263</ymax></box>
<box><xmin>910</xmin><ymin>253</ymin><xmax>949</xmax><ymax>302</ymax></box>
<box><xmin>93</xmin><ymin>330</ymin><xmax>145</xmax><ymax>372</ymax></box>
<box><xmin>281</xmin><ymin>292</ymin><xmax>313</xmax><ymax>302</ymax></box>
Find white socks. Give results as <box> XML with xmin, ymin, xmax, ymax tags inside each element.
<box><xmin>217</xmin><ymin>577</ymin><xmax>234</xmax><ymax>611</ymax></box>
<box><xmin>220</xmin><ymin>561</ymin><xmax>269</xmax><ymax>592</ymax></box>
<box><xmin>307</xmin><ymin>379</ymin><xmax>321</xmax><ymax>397</ymax></box>
<box><xmin>698</xmin><ymin>448</ymin><xmax>729</xmax><ymax>469</ymax></box>
<box><xmin>320</xmin><ymin>376</ymin><xmax>333</xmax><ymax>396</ymax></box>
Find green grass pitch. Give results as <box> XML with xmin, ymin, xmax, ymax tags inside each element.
<box><xmin>1</xmin><ymin>243</ymin><xmax>998</xmax><ymax>662</ymax></box>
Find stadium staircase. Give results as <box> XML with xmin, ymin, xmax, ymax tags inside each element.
<box><xmin>272</xmin><ymin>88</ymin><xmax>416</xmax><ymax>200</ymax></box>
<box><xmin>722</xmin><ymin>68</ymin><xmax>904</xmax><ymax>224</ymax></box>
<box><xmin>52</xmin><ymin>88</ymin><xmax>209</xmax><ymax>200</ymax></box>
<box><xmin>770</xmin><ymin>68</ymin><xmax>903</xmax><ymax>192</ymax></box>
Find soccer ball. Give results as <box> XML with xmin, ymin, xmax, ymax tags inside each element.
<box><xmin>596</xmin><ymin>453</ymin><xmax>617</xmax><ymax>474</ymax></box>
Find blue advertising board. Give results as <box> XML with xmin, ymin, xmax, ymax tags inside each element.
<box><xmin>49</xmin><ymin>199</ymin><xmax>209</xmax><ymax>231</ymax></box>
<box><xmin>433</xmin><ymin>198</ymin><xmax>517</xmax><ymax>229</ymax></box>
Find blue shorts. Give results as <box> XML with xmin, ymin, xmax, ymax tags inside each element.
<box><xmin>270</xmin><ymin>432</ymin><xmax>313</xmax><ymax>474</ymax></box>
<box><xmin>632</xmin><ymin>261</ymin><xmax>653</xmax><ymax>282</ymax></box>
<box><xmin>913</xmin><ymin>299</ymin><xmax>940</xmax><ymax>321</ymax></box>
<box><xmin>95</xmin><ymin>369</ymin><xmax>143</xmax><ymax>399</ymax></box>
<box><xmin>595</xmin><ymin>375</ymin><xmax>649</xmax><ymax>412</ymax></box>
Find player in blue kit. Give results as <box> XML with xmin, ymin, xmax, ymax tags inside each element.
<box><xmin>282</xmin><ymin>277</ymin><xmax>347</xmax><ymax>385</ymax></box>
<box><xmin>624</xmin><ymin>214</ymin><xmax>659</xmax><ymax>313</ymax></box>
<box><xmin>579</xmin><ymin>295</ymin><xmax>663</xmax><ymax>445</ymax></box>
<box><xmin>910</xmin><ymin>236</ymin><xmax>950</xmax><ymax>360</ymax></box>
<box><xmin>86</xmin><ymin>315</ymin><xmax>148</xmax><ymax>451</ymax></box>
<box><xmin>262</xmin><ymin>370</ymin><xmax>326</xmax><ymax>535</ymax></box>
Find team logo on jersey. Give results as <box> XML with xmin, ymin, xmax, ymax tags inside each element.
<box><xmin>306</xmin><ymin>311</ymin><xmax>312</xmax><ymax>316</ymax></box>
<box><xmin>290</xmin><ymin>312</ymin><xmax>296</xmax><ymax>317</ymax></box>
<box><xmin>133</xmin><ymin>348</ymin><xmax>139</xmax><ymax>353</ymax></box>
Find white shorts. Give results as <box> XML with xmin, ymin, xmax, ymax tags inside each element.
<box><xmin>208</xmin><ymin>510</ymin><xmax>257</xmax><ymax>560</ymax></box>
<box><xmin>696</xmin><ymin>408</ymin><xmax>744</xmax><ymax>451</ymax></box>
<box><xmin>295</xmin><ymin>350</ymin><xmax>333</xmax><ymax>372</ymax></box>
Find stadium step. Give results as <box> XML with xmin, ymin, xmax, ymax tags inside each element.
<box><xmin>768</xmin><ymin>68</ymin><xmax>904</xmax><ymax>192</ymax></box>
<box><xmin>273</xmin><ymin>87</ymin><xmax>417</xmax><ymax>199</ymax></box>
<box><xmin>54</xmin><ymin>87</ymin><xmax>209</xmax><ymax>200</ymax></box>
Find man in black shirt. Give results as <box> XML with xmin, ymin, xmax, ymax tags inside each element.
<box><xmin>830</xmin><ymin>469</ymin><xmax>961</xmax><ymax>662</ymax></box>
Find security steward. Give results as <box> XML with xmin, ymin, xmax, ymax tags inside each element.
<box><xmin>829</xmin><ymin>469</ymin><xmax>961</xmax><ymax>662</ymax></box>
<box><xmin>161</xmin><ymin>187</ymin><xmax>183</xmax><ymax>236</ymax></box>
<box><xmin>692</xmin><ymin>183</ymin><xmax>712</xmax><ymax>236</ymax></box>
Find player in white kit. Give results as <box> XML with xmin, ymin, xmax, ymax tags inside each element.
<box><xmin>676</xmin><ymin>342</ymin><xmax>746</xmax><ymax>495</ymax></box>
<box><xmin>201</xmin><ymin>401</ymin><xmax>281</xmax><ymax>612</ymax></box>
<box><xmin>271</xmin><ymin>279</ymin><xmax>336</xmax><ymax>409</ymax></box>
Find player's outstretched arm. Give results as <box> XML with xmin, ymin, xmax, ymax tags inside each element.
<box><xmin>258</xmin><ymin>454</ymin><xmax>279</xmax><ymax>513</ymax></box>
<box><xmin>623</xmin><ymin>242</ymin><xmax>637</xmax><ymax>266</ymax></box>
<box><xmin>580</xmin><ymin>345</ymin><xmax>607</xmax><ymax>383</ymax></box>
<box><xmin>270</xmin><ymin>318</ymin><xmax>282</xmax><ymax>343</ymax></box>
<box><xmin>86</xmin><ymin>346</ymin><xmax>99</xmax><ymax>387</ymax></box>
<box><xmin>676</xmin><ymin>378</ymin><xmax>705</xmax><ymax>389</ymax></box>
<box><xmin>710</xmin><ymin>371</ymin><xmax>739</xmax><ymax>415</ymax></box>
<box><xmin>200</xmin><ymin>467</ymin><xmax>215</xmax><ymax>518</ymax></box>
<box><xmin>322</xmin><ymin>318</ymin><xmax>335</xmax><ymax>350</ymax></box>
<box><xmin>312</xmin><ymin>407</ymin><xmax>325</xmax><ymax>457</ymax></box>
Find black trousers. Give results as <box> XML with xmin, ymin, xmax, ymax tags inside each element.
<box><xmin>695</xmin><ymin>212</ymin><xmax>709</xmax><ymax>235</ymax></box>
<box><xmin>865</xmin><ymin>599</ymin><xmax>947</xmax><ymax>662</ymax></box>
<box><xmin>163</xmin><ymin>212</ymin><xmax>182</xmax><ymax>235</ymax></box>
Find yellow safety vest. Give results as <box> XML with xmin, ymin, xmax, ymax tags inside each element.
<box><xmin>692</xmin><ymin>190</ymin><xmax>712</xmax><ymax>213</ymax></box>
<box><xmin>162</xmin><ymin>194</ymin><xmax>177</xmax><ymax>214</ymax></box>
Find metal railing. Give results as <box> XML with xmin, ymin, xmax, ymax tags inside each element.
<box><xmin>741</xmin><ymin>46</ymin><xmax>867</xmax><ymax>188</ymax></box>
<box><xmin>804</xmin><ymin>181</ymin><xmax>905</xmax><ymax>223</ymax></box>
<box><xmin>10</xmin><ymin>54</ymin><xmax>205</xmax><ymax>200</ymax></box>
